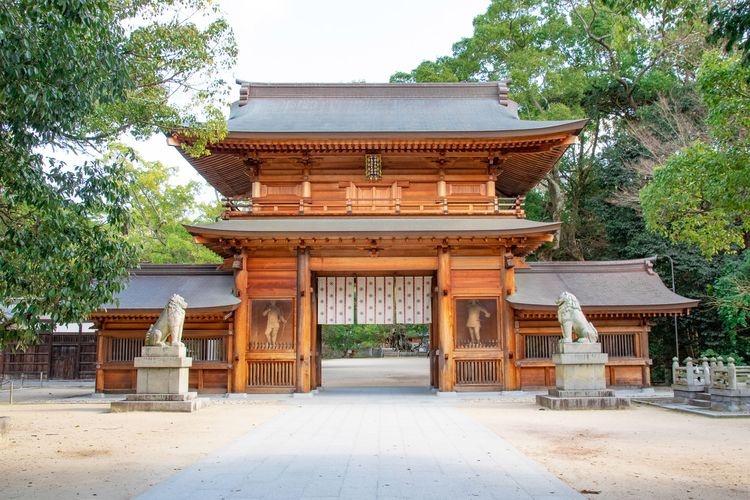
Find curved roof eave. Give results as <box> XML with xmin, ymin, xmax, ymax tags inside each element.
<box><xmin>184</xmin><ymin>217</ymin><xmax>562</xmax><ymax>239</ymax></box>
<box><xmin>222</xmin><ymin>119</ymin><xmax>589</xmax><ymax>140</ymax></box>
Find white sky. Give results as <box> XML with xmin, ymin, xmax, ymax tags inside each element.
<box><xmin>134</xmin><ymin>0</ymin><xmax>490</xmax><ymax>197</ymax></box>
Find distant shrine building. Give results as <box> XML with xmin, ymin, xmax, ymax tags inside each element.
<box><xmin>92</xmin><ymin>82</ymin><xmax>697</xmax><ymax>394</ymax></box>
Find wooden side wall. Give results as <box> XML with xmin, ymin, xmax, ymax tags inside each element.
<box><xmin>1</xmin><ymin>328</ymin><xmax>97</xmax><ymax>380</ymax></box>
<box><xmin>96</xmin><ymin>315</ymin><xmax>233</xmax><ymax>394</ymax></box>
<box><xmin>244</xmin><ymin>256</ymin><xmax>299</xmax><ymax>393</ymax></box>
<box><xmin>513</xmin><ymin>316</ymin><xmax>651</xmax><ymax>389</ymax></box>
<box><xmin>448</xmin><ymin>254</ymin><xmax>506</xmax><ymax>392</ymax></box>
<box><xmin>241</xmin><ymin>157</ymin><xmax>507</xmax><ymax>215</ymax></box>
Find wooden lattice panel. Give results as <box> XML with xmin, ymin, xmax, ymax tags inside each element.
<box><xmin>248</xmin><ymin>360</ymin><xmax>295</xmax><ymax>388</ymax></box>
<box><xmin>455</xmin><ymin>359</ymin><xmax>502</xmax><ymax>386</ymax></box>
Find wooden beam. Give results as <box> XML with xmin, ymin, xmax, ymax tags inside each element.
<box><xmin>309</xmin><ymin>256</ymin><xmax>438</xmax><ymax>272</ymax></box>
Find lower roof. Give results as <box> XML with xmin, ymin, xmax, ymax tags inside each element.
<box><xmin>508</xmin><ymin>258</ymin><xmax>698</xmax><ymax>313</ymax></box>
<box><xmin>185</xmin><ymin>217</ymin><xmax>561</xmax><ymax>238</ymax></box>
<box><xmin>95</xmin><ymin>265</ymin><xmax>240</xmax><ymax>315</ymax></box>
<box><xmin>93</xmin><ymin>259</ymin><xmax>697</xmax><ymax>316</ymax></box>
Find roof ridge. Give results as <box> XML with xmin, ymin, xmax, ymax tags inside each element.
<box><xmin>521</xmin><ymin>258</ymin><xmax>655</xmax><ymax>273</ymax></box>
<box><xmin>235</xmin><ymin>80</ymin><xmax>515</xmax><ymax>110</ymax></box>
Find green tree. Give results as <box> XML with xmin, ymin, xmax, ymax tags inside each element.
<box><xmin>641</xmin><ymin>53</ymin><xmax>750</xmax><ymax>256</ymax></box>
<box><xmin>708</xmin><ymin>0</ymin><xmax>750</xmax><ymax>66</ymax></box>
<box><xmin>0</xmin><ymin>0</ymin><xmax>236</xmax><ymax>347</ymax></box>
<box><xmin>392</xmin><ymin>0</ymin><xmax>706</xmax><ymax>260</ymax></box>
<box><xmin>123</xmin><ymin>150</ymin><xmax>222</xmax><ymax>264</ymax></box>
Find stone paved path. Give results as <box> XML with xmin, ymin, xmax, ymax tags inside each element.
<box><xmin>138</xmin><ymin>388</ymin><xmax>581</xmax><ymax>499</ymax></box>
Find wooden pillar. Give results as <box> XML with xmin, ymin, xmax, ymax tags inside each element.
<box><xmin>437</xmin><ymin>245</ymin><xmax>454</xmax><ymax>392</ymax></box>
<box><xmin>95</xmin><ymin>330</ymin><xmax>106</xmax><ymax>392</ymax></box>
<box><xmin>642</xmin><ymin>323</ymin><xmax>652</xmax><ymax>387</ymax></box>
<box><xmin>232</xmin><ymin>251</ymin><xmax>249</xmax><ymax>392</ymax></box>
<box><xmin>502</xmin><ymin>251</ymin><xmax>519</xmax><ymax>389</ymax></box>
<box><xmin>296</xmin><ymin>246</ymin><xmax>312</xmax><ymax>392</ymax></box>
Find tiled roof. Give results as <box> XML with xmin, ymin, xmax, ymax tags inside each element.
<box><xmin>227</xmin><ymin>82</ymin><xmax>586</xmax><ymax>135</ymax></box>
<box><xmin>96</xmin><ymin>265</ymin><xmax>240</xmax><ymax>314</ymax></box>
<box><xmin>508</xmin><ymin>259</ymin><xmax>699</xmax><ymax>313</ymax></box>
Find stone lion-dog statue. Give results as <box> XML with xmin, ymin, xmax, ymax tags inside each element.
<box><xmin>145</xmin><ymin>294</ymin><xmax>188</xmax><ymax>347</ymax></box>
<box><xmin>556</xmin><ymin>291</ymin><xmax>598</xmax><ymax>343</ymax></box>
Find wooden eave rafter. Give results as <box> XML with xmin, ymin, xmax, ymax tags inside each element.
<box><xmin>515</xmin><ymin>308</ymin><xmax>693</xmax><ymax>319</ymax></box>
<box><xmin>91</xmin><ymin>306</ymin><xmax>238</xmax><ymax>319</ymax></box>
<box><xmin>199</xmin><ymin>132</ymin><xmax>576</xmax><ymax>155</ymax></box>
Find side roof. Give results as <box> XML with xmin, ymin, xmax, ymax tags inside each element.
<box><xmin>94</xmin><ymin>264</ymin><xmax>240</xmax><ymax>315</ymax></box>
<box><xmin>508</xmin><ymin>258</ymin><xmax>699</xmax><ymax>314</ymax></box>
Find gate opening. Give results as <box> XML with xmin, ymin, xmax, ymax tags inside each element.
<box><xmin>314</xmin><ymin>275</ymin><xmax>436</xmax><ymax>390</ymax></box>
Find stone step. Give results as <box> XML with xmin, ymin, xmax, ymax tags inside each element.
<box><xmin>536</xmin><ymin>394</ymin><xmax>630</xmax><ymax>410</ymax></box>
<box><xmin>687</xmin><ymin>399</ymin><xmax>712</xmax><ymax>408</ymax></box>
<box><xmin>694</xmin><ymin>393</ymin><xmax>712</xmax><ymax>401</ymax></box>
<box><xmin>548</xmin><ymin>389</ymin><xmax>614</xmax><ymax>398</ymax></box>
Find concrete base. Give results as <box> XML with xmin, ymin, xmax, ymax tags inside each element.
<box><xmin>709</xmin><ymin>387</ymin><xmax>750</xmax><ymax>412</ymax></box>
<box><xmin>539</xmin><ymin>342</ymin><xmax>629</xmax><ymax>410</ymax></box>
<box><xmin>110</xmin><ymin>392</ymin><xmax>206</xmax><ymax>413</ymax></box>
<box><xmin>672</xmin><ymin>384</ymin><xmax>708</xmax><ymax>402</ymax></box>
<box><xmin>134</xmin><ymin>345</ymin><xmax>192</xmax><ymax>395</ymax></box>
<box><xmin>111</xmin><ymin>344</ymin><xmax>202</xmax><ymax>412</ymax></box>
<box><xmin>553</xmin><ymin>342</ymin><xmax>608</xmax><ymax>391</ymax></box>
<box><xmin>537</xmin><ymin>389</ymin><xmax>631</xmax><ymax>410</ymax></box>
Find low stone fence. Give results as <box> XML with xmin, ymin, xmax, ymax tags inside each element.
<box><xmin>709</xmin><ymin>357</ymin><xmax>750</xmax><ymax>390</ymax></box>
<box><xmin>672</xmin><ymin>357</ymin><xmax>711</xmax><ymax>389</ymax></box>
<box><xmin>672</xmin><ymin>356</ymin><xmax>750</xmax><ymax>412</ymax></box>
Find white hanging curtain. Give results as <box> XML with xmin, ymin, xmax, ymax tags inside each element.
<box><xmin>317</xmin><ymin>276</ymin><xmax>432</xmax><ymax>325</ymax></box>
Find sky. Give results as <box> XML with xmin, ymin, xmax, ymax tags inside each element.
<box><xmin>134</xmin><ymin>0</ymin><xmax>491</xmax><ymax>195</ymax></box>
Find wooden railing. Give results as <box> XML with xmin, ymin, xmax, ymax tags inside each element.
<box><xmin>222</xmin><ymin>196</ymin><xmax>525</xmax><ymax>217</ymax></box>
<box><xmin>455</xmin><ymin>339</ymin><xmax>500</xmax><ymax>349</ymax></box>
<box><xmin>249</xmin><ymin>341</ymin><xmax>295</xmax><ymax>352</ymax></box>
<box><xmin>600</xmin><ymin>334</ymin><xmax>636</xmax><ymax>357</ymax></box>
<box><xmin>108</xmin><ymin>338</ymin><xmax>144</xmax><ymax>362</ymax></box>
<box><xmin>248</xmin><ymin>360</ymin><xmax>295</xmax><ymax>388</ymax></box>
<box><xmin>184</xmin><ymin>337</ymin><xmax>226</xmax><ymax>362</ymax></box>
<box><xmin>108</xmin><ymin>337</ymin><xmax>228</xmax><ymax>363</ymax></box>
<box><xmin>522</xmin><ymin>333</ymin><xmax>637</xmax><ymax>359</ymax></box>
<box><xmin>455</xmin><ymin>359</ymin><xmax>502</xmax><ymax>385</ymax></box>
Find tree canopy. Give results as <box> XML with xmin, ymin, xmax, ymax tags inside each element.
<box><xmin>124</xmin><ymin>151</ymin><xmax>222</xmax><ymax>265</ymax></box>
<box><xmin>392</xmin><ymin>0</ymin><xmax>748</xmax><ymax>372</ymax></box>
<box><xmin>0</xmin><ymin>0</ymin><xmax>235</xmax><ymax>348</ymax></box>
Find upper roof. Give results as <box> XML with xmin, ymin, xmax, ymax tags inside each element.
<box><xmin>95</xmin><ymin>265</ymin><xmax>240</xmax><ymax>315</ymax></box>
<box><xmin>173</xmin><ymin>81</ymin><xmax>587</xmax><ymax>198</ymax></box>
<box><xmin>227</xmin><ymin>81</ymin><xmax>587</xmax><ymax>135</ymax></box>
<box><xmin>508</xmin><ymin>258</ymin><xmax>699</xmax><ymax>314</ymax></box>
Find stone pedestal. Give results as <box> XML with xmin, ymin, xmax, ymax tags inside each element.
<box><xmin>537</xmin><ymin>342</ymin><xmax>630</xmax><ymax>410</ymax></box>
<box><xmin>709</xmin><ymin>387</ymin><xmax>750</xmax><ymax>412</ymax></box>
<box><xmin>110</xmin><ymin>345</ymin><xmax>205</xmax><ymax>413</ymax></box>
<box><xmin>672</xmin><ymin>384</ymin><xmax>708</xmax><ymax>403</ymax></box>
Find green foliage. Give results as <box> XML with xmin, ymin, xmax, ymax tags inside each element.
<box><xmin>0</xmin><ymin>0</ymin><xmax>236</xmax><ymax>348</ymax></box>
<box><xmin>120</xmin><ymin>148</ymin><xmax>221</xmax><ymax>264</ymax></box>
<box><xmin>322</xmin><ymin>324</ymin><xmax>390</xmax><ymax>356</ymax></box>
<box><xmin>392</xmin><ymin>0</ymin><xmax>750</xmax><ymax>379</ymax></box>
<box><xmin>707</xmin><ymin>0</ymin><xmax>750</xmax><ymax>66</ymax></box>
<box><xmin>709</xmin><ymin>251</ymin><xmax>750</xmax><ymax>360</ymax></box>
<box><xmin>322</xmin><ymin>324</ymin><xmax>427</xmax><ymax>357</ymax></box>
<box><xmin>641</xmin><ymin>53</ymin><xmax>750</xmax><ymax>256</ymax></box>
